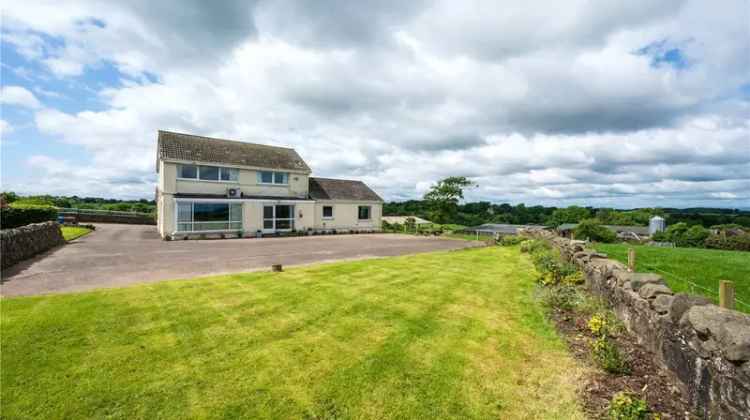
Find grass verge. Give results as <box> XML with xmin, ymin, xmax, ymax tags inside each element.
<box><xmin>1</xmin><ymin>247</ymin><xmax>584</xmax><ymax>419</ymax></box>
<box><xmin>60</xmin><ymin>225</ymin><xmax>93</xmax><ymax>241</ymax></box>
<box><xmin>594</xmin><ymin>243</ymin><xmax>750</xmax><ymax>312</ymax></box>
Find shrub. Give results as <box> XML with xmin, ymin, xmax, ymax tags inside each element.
<box><xmin>588</xmin><ymin>313</ymin><xmax>609</xmax><ymax>337</ymax></box>
<box><xmin>608</xmin><ymin>392</ymin><xmax>651</xmax><ymax>420</ymax></box>
<box><xmin>520</xmin><ymin>239</ymin><xmax>549</xmax><ymax>254</ymax></box>
<box><xmin>592</xmin><ymin>337</ymin><xmax>630</xmax><ymax>374</ymax></box>
<box><xmin>1</xmin><ymin>205</ymin><xmax>58</xmax><ymax>229</ymax></box>
<box><xmin>704</xmin><ymin>233</ymin><xmax>750</xmax><ymax>251</ymax></box>
<box><xmin>680</xmin><ymin>225</ymin><xmax>709</xmax><ymax>247</ymax></box>
<box><xmin>500</xmin><ymin>235</ymin><xmax>524</xmax><ymax>246</ymax></box>
<box><xmin>540</xmin><ymin>285</ymin><xmax>583</xmax><ymax>311</ymax></box>
<box><xmin>574</xmin><ymin>219</ymin><xmax>617</xmax><ymax>243</ymax></box>
<box><xmin>562</xmin><ymin>270</ymin><xmax>585</xmax><ymax>285</ymax></box>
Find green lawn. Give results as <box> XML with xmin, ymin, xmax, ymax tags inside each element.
<box><xmin>1</xmin><ymin>247</ymin><xmax>584</xmax><ymax>419</ymax></box>
<box><xmin>61</xmin><ymin>225</ymin><xmax>93</xmax><ymax>241</ymax></box>
<box><xmin>594</xmin><ymin>243</ymin><xmax>750</xmax><ymax>312</ymax></box>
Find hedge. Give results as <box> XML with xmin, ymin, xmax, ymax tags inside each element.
<box><xmin>704</xmin><ymin>233</ymin><xmax>750</xmax><ymax>251</ymax></box>
<box><xmin>1</xmin><ymin>206</ymin><xmax>58</xmax><ymax>229</ymax></box>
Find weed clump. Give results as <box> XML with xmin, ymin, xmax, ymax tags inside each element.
<box><xmin>608</xmin><ymin>392</ymin><xmax>653</xmax><ymax>419</ymax></box>
<box><xmin>592</xmin><ymin>337</ymin><xmax>630</xmax><ymax>374</ymax></box>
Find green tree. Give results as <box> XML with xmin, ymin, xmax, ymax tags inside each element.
<box><xmin>547</xmin><ymin>206</ymin><xmax>591</xmax><ymax>227</ymax></box>
<box><xmin>423</xmin><ymin>176</ymin><xmax>474</xmax><ymax>224</ymax></box>
<box><xmin>573</xmin><ymin>219</ymin><xmax>617</xmax><ymax>243</ymax></box>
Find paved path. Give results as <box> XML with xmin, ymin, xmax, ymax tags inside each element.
<box><xmin>1</xmin><ymin>224</ymin><xmax>482</xmax><ymax>297</ymax></box>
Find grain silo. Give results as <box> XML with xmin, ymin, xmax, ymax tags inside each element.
<box><xmin>649</xmin><ymin>216</ymin><xmax>666</xmax><ymax>235</ymax></box>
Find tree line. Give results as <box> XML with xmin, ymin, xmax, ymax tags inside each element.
<box><xmin>384</xmin><ymin>177</ymin><xmax>750</xmax><ymax>228</ymax></box>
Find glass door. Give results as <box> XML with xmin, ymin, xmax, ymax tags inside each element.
<box><xmin>262</xmin><ymin>204</ymin><xmax>295</xmax><ymax>233</ymax></box>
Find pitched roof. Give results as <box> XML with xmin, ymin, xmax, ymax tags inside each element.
<box><xmin>308</xmin><ymin>177</ymin><xmax>383</xmax><ymax>202</ymax></box>
<box><xmin>157</xmin><ymin>130</ymin><xmax>311</xmax><ymax>172</ymax></box>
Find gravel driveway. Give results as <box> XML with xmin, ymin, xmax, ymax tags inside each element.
<box><xmin>1</xmin><ymin>224</ymin><xmax>481</xmax><ymax>296</ymax></box>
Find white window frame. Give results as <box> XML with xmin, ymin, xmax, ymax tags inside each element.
<box><xmin>357</xmin><ymin>205</ymin><xmax>371</xmax><ymax>221</ymax></box>
<box><xmin>262</xmin><ymin>204</ymin><xmax>295</xmax><ymax>233</ymax></box>
<box><xmin>257</xmin><ymin>171</ymin><xmax>289</xmax><ymax>186</ymax></box>
<box><xmin>322</xmin><ymin>205</ymin><xmax>334</xmax><ymax>220</ymax></box>
<box><xmin>174</xmin><ymin>201</ymin><xmax>243</xmax><ymax>233</ymax></box>
<box><xmin>176</xmin><ymin>164</ymin><xmax>239</xmax><ymax>183</ymax></box>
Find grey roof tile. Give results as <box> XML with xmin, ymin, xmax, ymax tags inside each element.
<box><xmin>308</xmin><ymin>177</ymin><xmax>383</xmax><ymax>202</ymax></box>
<box><xmin>158</xmin><ymin>130</ymin><xmax>310</xmax><ymax>172</ymax></box>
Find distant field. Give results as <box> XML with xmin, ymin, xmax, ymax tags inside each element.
<box><xmin>594</xmin><ymin>244</ymin><xmax>750</xmax><ymax>313</ymax></box>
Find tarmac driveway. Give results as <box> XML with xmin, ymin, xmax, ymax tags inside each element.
<box><xmin>1</xmin><ymin>224</ymin><xmax>482</xmax><ymax>297</ymax></box>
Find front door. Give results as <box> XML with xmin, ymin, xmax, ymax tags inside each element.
<box><xmin>262</xmin><ymin>204</ymin><xmax>295</xmax><ymax>233</ymax></box>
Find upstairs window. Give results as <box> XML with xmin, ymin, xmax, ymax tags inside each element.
<box><xmin>199</xmin><ymin>165</ymin><xmax>219</xmax><ymax>181</ymax></box>
<box><xmin>177</xmin><ymin>164</ymin><xmax>238</xmax><ymax>182</ymax></box>
<box><xmin>358</xmin><ymin>206</ymin><xmax>371</xmax><ymax>220</ymax></box>
<box><xmin>258</xmin><ymin>171</ymin><xmax>289</xmax><ymax>185</ymax></box>
<box><xmin>178</xmin><ymin>164</ymin><xmax>198</xmax><ymax>179</ymax></box>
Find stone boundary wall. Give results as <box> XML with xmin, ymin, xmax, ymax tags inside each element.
<box><xmin>1</xmin><ymin>222</ymin><xmax>65</xmax><ymax>270</ymax></box>
<box><xmin>520</xmin><ymin>228</ymin><xmax>750</xmax><ymax>419</ymax></box>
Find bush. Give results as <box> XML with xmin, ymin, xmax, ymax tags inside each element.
<box><xmin>1</xmin><ymin>205</ymin><xmax>58</xmax><ymax>229</ymax></box>
<box><xmin>608</xmin><ymin>392</ymin><xmax>651</xmax><ymax>420</ymax></box>
<box><xmin>704</xmin><ymin>233</ymin><xmax>750</xmax><ymax>251</ymax></box>
<box><xmin>562</xmin><ymin>270</ymin><xmax>585</xmax><ymax>285</ymax></box>
<box><xmin>592</xmin><ymin>337</ymin><xmax>630</xmax><ymax>374</ymax></box>
<box><xmin>574</xmin><ymin>219</ymin><xmax>617</xmax><ymax>243</ymax></box>
<box><xmin>500</xmin><ymin>235</ymin><xmax>524</xmax><ymax>246</ymax></box>
<box><xmin>540</xmin><ymin>285</ymin><xmax>584</xmax><ymax>311</ymax></box>
<box><xmin>520</xmin><ymin>239</ymin><xmax>549</xmax><ymax>254</ymax></box>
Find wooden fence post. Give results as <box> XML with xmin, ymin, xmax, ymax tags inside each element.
<box><xmin>627</xmin><ymin>248</ymin><xmax>635</xmax><ymax>272</ymax></box>
<box><xmin>720</xmin><ymin>280</ymin><xmax>735</xmax><ymax>310</ymax></box>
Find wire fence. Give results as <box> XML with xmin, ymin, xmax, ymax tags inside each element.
<box><xmin>640</xmin><ymin>263</ymin><xmax>750</xmax><ymax>312</ymax></box>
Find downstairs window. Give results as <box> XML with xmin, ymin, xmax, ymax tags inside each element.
<box><xmin>176</xmin><ymin>202</ymin><xmax>242</xmax><ymax>232</ymax></box>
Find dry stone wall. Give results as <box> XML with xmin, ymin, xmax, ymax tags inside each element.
<box><xmin>1</xmin><ymin>222</ymin><xmax>65</xmax><ymax>270</ymax></box>
<box><xmin>521</xmin><ymin>228</ymin><xmax>750</xmax><ymax>419</ymax></box>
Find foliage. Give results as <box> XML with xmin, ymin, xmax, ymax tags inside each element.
<box><xmin>562</xmin><ymin>271</ymin><xmax>585</xmax><ymax>285</ymax></box>
<box><xmin>2</xmin><ymin>192</ymin><xmax>156</xmax><ymax>214</ymax></box>
<box><xmin>592</xmin><ymin>337</ymin><xmax>630</xmax><ymax>374</ymax></box>
<box><xmin>500</xmin><ymin>235</ymin><xmax>525</xmax><ymax>246</ymax></box>
<box><xmin>574</xmin><ymin>219</ymin><xmax>617</xmax><ymax>243</ymax></box>
<box><xmin>0</xmin><ymin>247</ymin><xmax>585</xmax><ymax>419</ymax></box>
<box><xmin>539</xmin><ymin>285</ymin><xmax>585</xmax><ymax>311</ymax></box>
<box><xmin>423</xmin><ymin>176</ymin><xmax>475</xmax><ymax>224</ymax></box>
<box><xmin>595</xmin><ymin>243</ymin><xmax>750</xmax><ymax>313</ymax></box>
<box><xmin>608</xmin><ymin>392</ymin><xmax>651</xmax><ymax>420</ymax></box>
<box><xmin>596</xmin><ymin>208</ymin><xmax>661</xmax><ymax>226</ymax></box>
<box><xmin>704</xmin><ymin>233</ymin><xmax>750</xmax><ymax>251</ymax></box>
<box><xmin>384</xmin><ymin>199</ymin><xmax>750</xmax><ymax>229</ymax></box>
<box><xmin>61</xmin><ymin>226</ymin><xmax>93</xmax><ymax>241</ymax></box>
<box><xmin>1</xmin><ymin>205</ymin><xmax>58</xmax><ymax>229</ymax></box>
<box><xmin>520</xmin><ymin>239</ymin><xmax>550</xmax><ymax>254</ymax></box>
<box><xmin>547</xmin><ymin>206</ymin><xmax>592</xmax><ymax>227</ymax></box>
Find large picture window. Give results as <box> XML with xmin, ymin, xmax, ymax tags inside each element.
<box><xmin>176</xmin><ymin>202</ymin><xmax>242</xmax><ymax>232</ymax></box>
<box><xmin>177</xmin><ymin>164</ymin><xmax>238</xmax><ymax>182</ymax></box>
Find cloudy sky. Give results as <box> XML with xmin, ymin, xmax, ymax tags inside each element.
<box><xmin>1</xmin><ymin>1</ymin><xmax>749</xmax><ymax>208</ymax></box>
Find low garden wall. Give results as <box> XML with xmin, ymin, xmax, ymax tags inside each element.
<box><xmin>1</xmin><ymin>222</ymin><xmax>65</xmax><ymax>270</ymax></box>
<box><xmin>521</xmin><ymin>228</ymin><xmax>750</xmax><ymax>419</ymax></box>
<box><xmin>74</xmin><ymin>213</ymin><xmax>155</xmax><ymax>225</ymax></box>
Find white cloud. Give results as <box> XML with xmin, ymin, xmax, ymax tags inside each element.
<box><xmin>1</xmin><ymin>85</ymin><xmax>42</xmax><ymax>108</ymax></box>
<box><xmin>2</xmin><ymin>0</ymin><xmax>749</xmax><ymax>206</ymax></box>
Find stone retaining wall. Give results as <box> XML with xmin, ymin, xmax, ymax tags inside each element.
<box><xmin>74</xmin><ymin>213</ymin><xmax>155</xmax><ymax>225</ymax></box>
<box><xmin>1</xmin><ymin>222</ymin><xmax>65</xmax><ymax>270</ymax></box>
<box><xmin>520</xmin><ymin>228</ymin><xmax>750</xmax><ymax>419</ymax></box>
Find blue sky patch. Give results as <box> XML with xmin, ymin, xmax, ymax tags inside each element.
<box><xmin>635</xmin><ymin>39</ymin><xmax>690</xmax><ymax>70</ymax></box>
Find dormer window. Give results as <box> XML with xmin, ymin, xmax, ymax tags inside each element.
<box><xmin>258</xmin><ymin>171</ymin><xmax>288</xmax><ymax>185</ymax></box>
